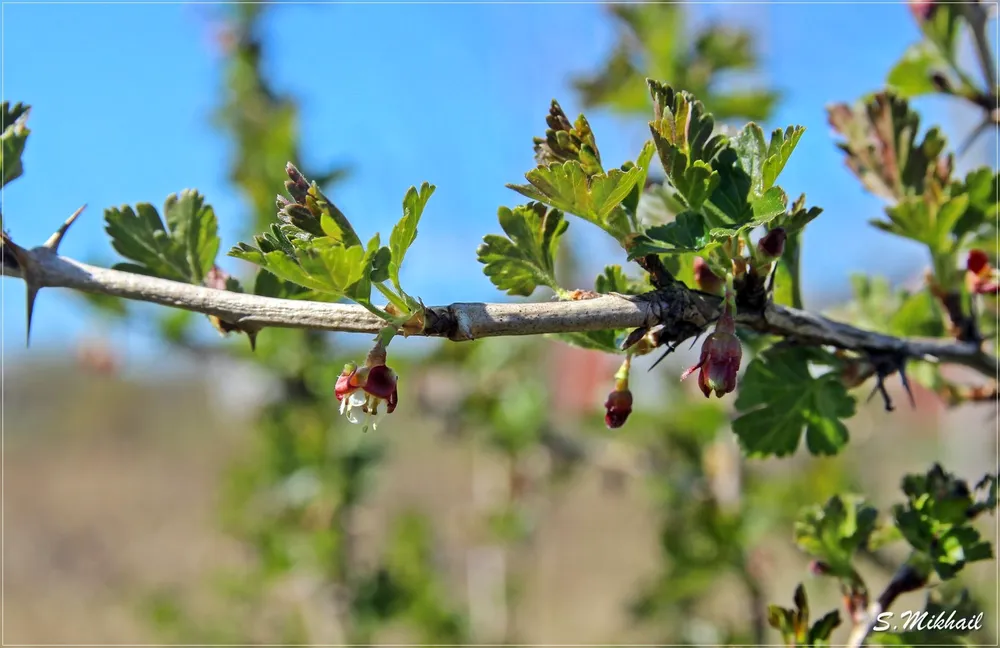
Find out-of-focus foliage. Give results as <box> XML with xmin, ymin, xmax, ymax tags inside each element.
<box><xmin>572</xmin><ymin>4</ymin><xmax>778</xmax><ymax>121</ymax></box>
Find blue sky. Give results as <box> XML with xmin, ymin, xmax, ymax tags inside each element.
<box><xmin>1</xmin><ymin>1</ymin><xmax>995</xmax><ymax>363</ymax></box>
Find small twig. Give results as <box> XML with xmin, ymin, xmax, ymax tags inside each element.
<box><xmin>846</xmin><ymin>563</ymin><xmax>928</xmax><ymax>648</ymax></box>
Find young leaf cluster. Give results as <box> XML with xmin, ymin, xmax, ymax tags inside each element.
<box><xmin>229</xmin><ymin>163</ymin><xmax>433</xmax><ymax>328</ymax></box>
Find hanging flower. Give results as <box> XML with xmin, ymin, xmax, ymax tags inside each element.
<box><xmin>966</xmin><ymin>249</ymin><xmax>999</xmax><ymax>295</ymax></box>
<box><xmin>681</xmin><ymin>274</ymin><xmax>743</xmax><ymax>398</ymax></box>
<box><xmin>335</xmin><ymin>345</ymin><xmax>399</xmax><ymax>432</ymax></box>
<box><xmin>603</xmin><ymin>356</ymin><xmax>633</xmax><ymax>429</ymax></box>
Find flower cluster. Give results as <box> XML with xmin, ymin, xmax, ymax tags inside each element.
<box><xmin>335</xmin><ymin>344</ymin><xmax>398</xmax><ymax>432</ymax></box>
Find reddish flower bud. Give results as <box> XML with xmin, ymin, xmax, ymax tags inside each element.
<box><xmin>604</xmin><ymin>389</ymin><xmax>633</xmax><ymax>429</ymax></box>
<box><xmin>693</xmin><ymin>257</ymin><xmax>723</xmax><ymax>294</ymax></box>
<box><xmin>757</xmin><ymin>227</ymin><xmax>786</xmax><ymax>260</ymax></box>
<box><xmin>681</xmin><ymin>312</ymin><xmax>743</xmax><ymax>399</ymax></box>
<box><xmin>967</xmin><ymin>249</ymin><xmax>990</xmax><ymax>275</ymax></box>
<box><xmin>966</xmin><ymin>250</ymin><xmax>999</xmax><ymax>294</ymax></box>
<box><xmin>908</xmin><ymin>0</ymin><xmax>937</xmax><ymax>23</ymax></box>
<box><xmin>809</xmin><ymin>560</ymin><xmax>833</xmax><ymax>576</ymax></box>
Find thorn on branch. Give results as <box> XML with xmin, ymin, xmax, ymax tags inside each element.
<box><xmin>1</xmin><ymin>229</ymin><xmax>43</xmax><ymax>347</ymax></box>
<box><xmin>864</xmin><ymin>350</ymin><xmax>915</xmax><ymax>412</ymax></box>
<box><xmin>43</xmin><ymin>204</ymin><xmax>86</xmax><ymax>252</ymax></box>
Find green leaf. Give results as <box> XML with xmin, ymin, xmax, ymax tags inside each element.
<box><xmin>388</xmin><ymin>183</ymin><xmax>435</xmax><ymax>293</ymax></box>
<box><xmin>807</xmin><ymin>610</ymin><xmax>842</xmax><ymax>646</ymax></box>
<box><xmin>893</xmin><ymin>464</ymin><xmax>996</xmax><ymax>580</ymax></box>
<box><xmin>733</xmin><ymin>347</ymin><xmax>856</xmax><ymax>457</ymax></box>
<box><xmin>732</xmin><ymin>123</ymin><xmax>805</xmax><ymax>197</ymax></box>
<box><xmin>508</xmin><ymin>162</ymin><xmax>641</xmax><ymax>240</ymax></box>
<box><xmin>572</xmin><ymin>6</ymin><xmax>778</xmax><ymax>123</ymax></box>
<box><xmin>952</xmin><ymin>167</ymin><xmax>999</xmax><ymax>240</ymax></box>
<box><xmin>162</xmin><ymin>190</ymin><xmax>220</xmax><ymax>283</ymax></box>
<box><xmin>775</xmin><ymin>193</ymin><xmax>824</xmax><ymax>234</ymax></box>
<box><xmin>1</xmin><ymin>102</ymin><xmax>30</xmax><ymax>187</ymax></box>
<box><xmin>231</xmin><ymin>234</ymin><xmax>368</xmax><ymax>298</ymax></box>
<box><xmin>828</xmin><ymin>92</ymin><xmax>948</xmax><ymax>202</ymax></box>
<box><xmin>477</xmin><ymin>203</ymin><xmax>568</xmax><ymax>297</ymax></box>
<box><xmin>620</xmin><ymin>140</ymin><xmax>657</xmax><ymax>216</ymax></box>
<box><xmin>646</xmin><ymin>80</ymin><xmax>728</xmax><ymax>210</ymax></box>
<box><xmin>104</xmin><ymin>190</ymin><xmax>220</xmax><ymax>284</ymax></box>
<box><xmin>532</xmin><ymin>100</ymin><xmax>603</xmax><ymax>176</ymax></box>
<box><xmin>845</xmin><ymin>274</ymin><xmax>946</xmax><ymax>338</ymax></box>
<box><xmin>253</xmin><ymin>269</ymin><xmax>311</xmax><ymax>300</ymax></box>
<box><xmin>346</xmin><ymin>233</ymin><xmax>382</xmax><ymax>303</ymax></box>
<box><xmin>887</xmin><ymin>41</ymin><xmax>949</xmax><ymax>98</ymax></box>
<box><xmin>627</xmin><ymin>211</ymin><xmax>715</xmax><ymax>258</ymax></box>
<box><xmin>794</xmin><ymin>495</ymin><xmax>878</xmax><ymax>577</ymax></box>
<box><xmin>873</xmin><ymin>193</ymin><xmax>968</xmax><ymax>254</ymax></box>
<box><xmin>595</xmin><ymin>264</ymin><xmax>650</xmax><ymax>294</ymax></box>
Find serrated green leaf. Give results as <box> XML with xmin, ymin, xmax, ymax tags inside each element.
<box><xmin>105</xmin><ymin>191</ymin><xmax>220</xmax><ymax>284</ymax></box>
<box><xmin>807</xmin><ymin>610</ymin><xmax>842</xmax><ymax>646</ymax></box>
<box><xmin>874</xmin><ymin>192</ymin><xmax>968</xmax><ymax>255</ymax></box>
<box><xmin>732</xmin><ymin>123</ymin><xmax>804</xmax><ymax>197</ymax></box>
<box><xmin>346</xmin><ymin>233</ymin><xmax>382</xmax><ymax>303</ymax></box>
<box><xmin>621</xmin><ymin>140</ymin><xmax>658</xmax><ymax>215</ymax></box>
<box><xmin>893</xmin><ymin>464</ymin><xmax>996</xmax><ymax>580</ymax></box>
<box><xmin>162</xmin><ymin>190</ymin><xmax>219</xmax><ymax>283</ymax></box>
<box><xmin>508</xmin><ymin>162</ymin><xmax>641</xmax><ymax>240</ymax></box>
<box><xmin>388</xmin><ymin>183</ymin><xmax>435</xmax><ymax>293</ymax></box>
<box><xmin>794</xmin><ymin>494</ymin><xmax>878</xmax><ymax>577</ymax></box>
<box><xmin>627</xmin><ymin>211</ymin><xmax>719</xmax><ymax>258</ymax></box>
<box><xmin>733</xmin><ymin>347</ymin><xmax>856</xmax><ymax>457</ymax></box>
<box><xmin>952</xmin><ymin>167</ymin><xmax>999</xmax><ymax>240</ymax></box>
<box><xmin>1</xmin><ymin>101</ymin><xmax>30</xmax><ymax>188</ymax></box>
<box><xmin>477</xmin><ymin>203</ymin><xmax>568</xmax><ymax>297</ymax></box>
<box><xmin>253</xmin><ymin>269</ymin><xmax>310</xmax><ymax>300</ymax></box>
<box><xmin>646</xmin><ymin>81</ymin><xmax>729</xmax><ymax>210</ymax></box>
<box><xmin>828</xmin><ymin>92</ymin><xmax>948</xmax><ymax>202</ymax></box>
<box><xmin>595</xmin><ymin>264</ymin><xmax>650</xmax><ymax>295</ymax></box>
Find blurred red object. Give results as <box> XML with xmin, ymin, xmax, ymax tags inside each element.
<box><xmin>76</xmin><ymin>339</ymin><xmax>120</xmax><ymax>376</ymax></box>
<box><xmin>547</xmin><ymin>343</ymin><xmax>618</xmax><ymax>416</ymax></box>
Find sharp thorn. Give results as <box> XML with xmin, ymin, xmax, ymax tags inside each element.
<box><xmin>899</xmin><ymin>367</ymin><xmax>917</xmax><ymax>409</ymax></box>
<box><xmin>958</xmin><ymin>118</ymin><xmax>990</xmax><ymax>157</ymax></box>
<box><xmin>25</xmin><ymin>283</ymin><xmax>40</xmax><ymax>348</ymax></box>
<box><xmin>43</xmin><ymin>204</ymin><xmax>86</xmax><ymax>252</ymax></box>
<box><xmin>247</xmin><ymin>330</ymin><xmax>258</xmax><ymax>352</ymax></box>
<box><xmin>648</xmin><ymin>342</ymin><xmax>678</xmax><ymax>371</ymax></box>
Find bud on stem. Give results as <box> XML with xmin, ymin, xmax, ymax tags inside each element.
<box><xmin>604</xmin><ymin>355</ymin><xmax>633</xmax><ymax>429</ymax></box>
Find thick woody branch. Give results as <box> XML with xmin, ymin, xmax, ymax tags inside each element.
<box><xmin>2</xmin><ymin>245</ymin><xmax>997</xmax><ymax>380</ymax></box>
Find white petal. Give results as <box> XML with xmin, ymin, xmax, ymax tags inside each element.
<box><xmin>349</xmin><ymin>391</ymin><xmax>367</xmax><ymax>406</ymax></box>
<box><xmin>339</xmin><ymin>397</ymin><xmax>348</xmax><ymax>415</ymax></box>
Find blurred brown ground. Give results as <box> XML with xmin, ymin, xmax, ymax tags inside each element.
<box><xmin>4</xmin><ymin>349</ymin><xmax>997</xmax><ymax>645</ymax></box>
